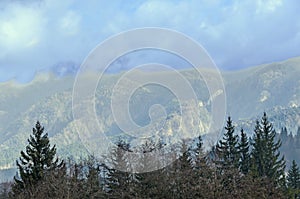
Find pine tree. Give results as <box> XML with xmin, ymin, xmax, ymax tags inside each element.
<box><xmin>287</xmin><ymin>160</ymin><xmax>300</xmax><ymax>198</ymax></box>
<box><xmin>12</xmin><ymin>121</ymin><xmax>64</xmax><ymax>195</ymax></box>
<box><xmin>194</xmin><ymin>135</ymin><xmax>203</xmax><ymax>157</ymax></box>
<box><xmin>250</xmin><ymin>112</ymin><xmax>286</xmax><ymax>185</ymax></box>
<box><xmin>214</xmin><ymin>117</ymin><xmax>241</xmax><ymax>197</ymax></box>
<box><xmin>84</xmin><ymin>156</ymin><xmax>104</xmax><ymax>198</ymax></box>
<box><xmin>191</xmin><ymin>135</ymin><xmax>215</xmax><ymax>198</ymax></box>
<box><xmin>137</xmin><ymin>139</ymin><xmax>165</xmax><ymax>198</ymax></box>
<box><xmin>138</xmin><ymin>139</ymin><xmax>157</xmax><ymax>172</ymax></box>
<box><xmin>167</xmin><ymin>140</ymin><xmax>193</xmax><ymax>197</ymax></box>
<box><xmin>238</xmin><ymin>128</ymin><xmax>250</xmax><ymax>175</ymax></box>
<box><xmin>250</xmin><ymin>120</ymin><xmax>263</xmax><ymax>177</ymax></box>
<box><xmin>216</xmin><ymin>116</ymin><xmax>240</xmax><ymax>168</ymax></box>
<box><xmin>193</xmin><ymin>135</ymin><xmax>207</xmax><ymax>169</ymax></box>
<box><xmin>106</xmin><ymin>139</ymin><xmax>135</xmax><ymax>198</ymax></box>
<box><xmin>178</xmin><ymin>139</ymin><xmax>193</xmax><ymax>171</ymax></box>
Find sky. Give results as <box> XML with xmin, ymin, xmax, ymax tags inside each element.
<box><xmin>0</xmin><ymin>0</ymin><xmax>299</xmax><ymax>82</ymax></box>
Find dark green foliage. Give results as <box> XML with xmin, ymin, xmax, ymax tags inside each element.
<box><xmin>12</xmin><ymin>121</ymin><xmax>64</xmax><ymax>196</ymax></box>
<box><xmin>287</xmin><ymin>160</ymin><xmax>300</xmax><ymax>198</ymax></box>
<box><xmin>177</xmin><ymin>139</ymin><xmax>193</xmax><ymax>171</ymax></box>
<box><xmin>238</xmin><ymin>129</ymin><xmax>250</xmax><ymax>175</ymax></box>
<box><xmin>6</xmin><ymin>113</ymin><xmax>295</xmax><ymax>198</ymax></box>
<box><xmin>137</xmin><ymin>140</ymin><xmax>167</xmax><ymax>198</ymax></box>
<box><xmin>194</xmin><ymin>135</ymin><xmax>203</xmax><ymax>156</ymax></box>
<box><xmin>84</xmin><ymin>156</ymin><xmax>105</xmax><ymax>198</ymax></box>
<box><xmin>251</xmin><ymin>112</ymin><xmax>286</xmax><ymax>185</ymax></box>
<box><xmin>172</xmin><ymin>140</ymin><xmax>194</xmax><ymax>197</ymax></box>
<box><xmin>106</xmin><ymin>139</ymin><xmax>137</xmax><ymax>198</ymax></box>
<box><xmin>216</xmin><ymin>116</ymin><xmax>240</xmax><ymax>168</ymax></box>
<box><xmin>251</xmin><ymin>120</ymin><xmax>264</xmax><ymax>177</ymax></box>
<box><xmin>193</xmin><ymin>135</ymin><xmax>206</xmax><ymax>169</ymax></box>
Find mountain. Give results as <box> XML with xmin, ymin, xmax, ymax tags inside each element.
<box><xmin>225</xmin><ymin>56</ymin><xmax>300</xmax><ymax>119</ymax></box>
<box><xmin>0</xmin><ymin>56</ymin><xmax>300</xmax><ymax>182</ymax></box>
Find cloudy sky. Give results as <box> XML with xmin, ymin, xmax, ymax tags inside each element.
<box><xmin>0</xmin><ymin>0</ymin><xmax>299</xmax><ymax>82</ymax></box>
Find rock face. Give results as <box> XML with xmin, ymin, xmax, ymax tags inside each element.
<box><xmin>0</xmin><ymin>57</ymin><xmax>300</xmax><ymax>179</ymax></box>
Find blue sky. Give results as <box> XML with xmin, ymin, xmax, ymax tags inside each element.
<box><xmin>0</xmin><ymin>0</ymin><xmax>299</xmax><ymax>82</ymax></box>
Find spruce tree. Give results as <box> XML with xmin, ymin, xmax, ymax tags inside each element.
<box><xmin>106</xmin><ymin>139</ymin><xmax>135</xmax><ymax>198</ymax></box>
<box><xmin>250</xmin><ymin>112</ymin><xmax>286</xmax><ymax>185</ymax></box>
<box><xmin>172</xmin><ymin>140</ymin><xmax>194</xmax><ymax>197</ymax></box>
<box><xmin>193</xmin><ymin>135</ymin><xmax>207</xmax><ymax>169</ymax></box>
<box><xmin>191</xmin><ymin>135</ymin><xmax>213</xmax><ymax>197</ymax></box>
<box><xmin>178</xmin><ymin>139</ymin><xmax>193</xmax><ymax>171</ymax></box>
<box><xmin>216</xmin><ymin>116</ymin><xmax>240</xmax><ymax>168</ymax></box>
<box><xmin>194</xmin><ymin>135</ymin><xmax>203</xmax><ymax>157</ymax></box>
<box><xmin>215</xmin><ymin>117</ymin><xmax>240</xmax><ymax>196</ymax></box>
<box><xmin>12</xmin><ymin>121</ymin><xmax>64</xmax><ymax>194</ymax></box>
<box><xmin>84</xmin><ymin>156</ymin><xmax>104</xmax><ymax>198</ymax></box>
<box><xmin>287</xmin><ymin>160</ymin><xmax>300</xmax><ymax>198</ymax></box>
<box><xmin>137</xmin><ymin>139</ymin><xmax>165</xmax><ymax>198</ymax></box>
<box><xmin>238</xmin><ymin>128</ymin><xmax>250</xmax><ymax>175</ymax></box>
<box><xmin>250</xmin><ymin>120</ymin><xmax>263</xmax><ymax>177</ymax></box>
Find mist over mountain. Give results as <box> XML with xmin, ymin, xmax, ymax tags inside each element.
<box><xmin>0</xmin><ymin>56</ymin><xmax>299</xmax><ymax>182</ymax></box>
<box><xmin>49</xmin><ymin>61</ymin><xmax>80</xmax><ymax>77</ymax></box>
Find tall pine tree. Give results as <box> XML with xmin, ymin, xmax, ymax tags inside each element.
<box><xmin>250</xmin><ymin>112</ymin><xmax>286</xmax><ymax>185</ymax></box>
<box><xmin>177</xmin><ymin>139</ymin><xmax>193</xmax><ymax>171</ymax></box>
<box><xmin>106</xmin><ymin>139</ymin><xmax>136</xmax><ymax>198</ymax></box>
<box><xmin>216</xmin><ymin>116</ymin><xmax>240</xmax><ymax>168</ymax></box>
<box><xmin>193</xmin><ymin>135</ymin><xmax>207</xmax><ymax>169</ymax></box>
<box><xmin>12</xmin><ymin>121</ymin><xmax>64</xmax><ymax>194</ymax></box>
<box><xmin>173</xmin><ymin>139</ymin><xmax>194</xmax><ymax>197</ymax></box>
<box><xmin>287</xmin><ymin>160</ymin><xmax>300</xmax><ymax>199</ymax></box>
<box><xmin>238</xmin><ymin>128</ymin><xmax>250</xmax><ymax>175</ymax></box>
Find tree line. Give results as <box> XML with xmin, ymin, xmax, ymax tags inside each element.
<box><xmin>1</xmin><ymin>112</ymin><xmax>300</xmax><ymax>198</ymax></box>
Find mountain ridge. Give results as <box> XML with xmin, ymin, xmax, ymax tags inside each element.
<box><xmin>0</xmin><ymin>56</ymin><xmax>299</xmax><ymax>182</ymax></box>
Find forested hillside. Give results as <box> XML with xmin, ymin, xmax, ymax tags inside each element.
<box><xmin>1</xmin><ymin>114</ymin><xmax>300</xmax><ymax>198</ymax></box>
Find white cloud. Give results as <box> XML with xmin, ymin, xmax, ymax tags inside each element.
<box><xmin>256</xmin><ymin>0</ymin><xmax>283</xmax><ymax>13</ymax></box>
<box><xmin>0</xmin><ymin>0</ymin><xmax>299</xmax><ymax>81</ymax></box>
<box><xmin>0</xmin><ymin>3</ymin><xmax>44</xmax><ymax>51</ymax></box>
<box><xmin>59</xmin><ymin>10</ymin><xmax>81</xmax><ymax>35</ymax></box>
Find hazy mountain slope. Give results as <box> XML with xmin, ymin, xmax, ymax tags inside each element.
<box><xmin>0</xmin><ymin>74</ymin><xmax>74</xmax><ymax>140</ymax></box>
<box><xmin>0</xmin><ymin>56</ymin><xmax>299</xmax><ymax>176</ymax></box>
<box><xmin>224</xmin><ymin>56</ymin><xmax>300</xmax><ymax>119</ymax></box>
